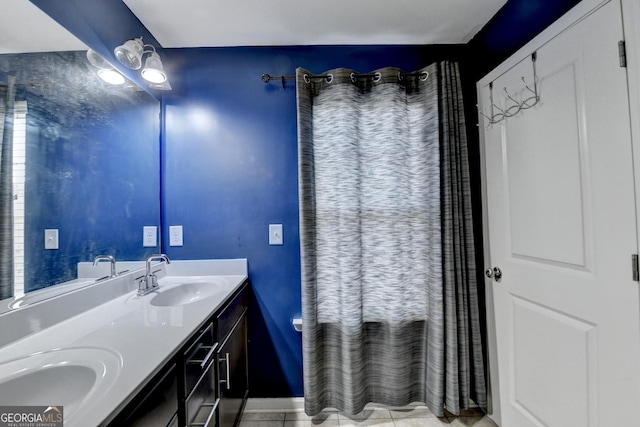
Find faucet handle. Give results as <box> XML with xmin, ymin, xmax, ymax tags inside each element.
<box><xmin>148</xmin><ymin>274</ymin><xmax>159</xmax><ymax>289</ymax></box>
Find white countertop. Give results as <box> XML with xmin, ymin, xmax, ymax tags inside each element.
<box><xmin>0</xmin><ymin>259</ymin><xmax>248</xmax><ymax>427</ymax></box>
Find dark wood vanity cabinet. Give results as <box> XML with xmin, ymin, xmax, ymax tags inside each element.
<box><xmin>181</xmin><ymin>281</ymin><xmax>249</xmax><ymax>427</ymax></box>
<box><xmin>108</xmin><ymin>281</ymin><xmax>249</xmax><ymax>427</ymax></box>
<box><xmin>217</xmin><ymin>294</ymin><xmax>248</xmax><ymax>427</ymax></box>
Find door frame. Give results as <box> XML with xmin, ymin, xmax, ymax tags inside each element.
<box><xmin>622</xmin><ymin>0</ymin><xmax>640</xmax><ymax>251</ymax></box>
<box><xmin>476</xmin><ymin>1</ymin><xmax>615</xmax><ymax>425</ymax></box>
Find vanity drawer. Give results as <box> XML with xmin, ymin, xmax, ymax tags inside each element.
<box><xmin>184</xmin><ymin>322</ymin><xmax>217</xmax><ymax>395</ymax></box>
<box><xmin>217</xmin><ymin>284</ymin><xmax>247</xmax><ymax>340</ymax></box>
<box><xmin>185</xmin><ymin>356</ymin><xmax>219</xmax><ymax>427</ymax></box>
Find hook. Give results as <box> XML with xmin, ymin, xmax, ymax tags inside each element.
<box><xmin>520</xmin><ymin>76</ymin><xmax>540</xmax><ymax>110</ymax></box>
<box><xmin>479</xmin><ymin>110</ymin><xmax>497</xmax><ymax>127</ymax></box>
<box><xmin>521</xmin><ymin>77</ymin><xmax>537</xmax><ymax>97</ymax></box>
<box><xmin>504</xmin><ymin>87</ymin><xmax>519</xmax><ymax>106</ymax></box>
<box><xmin>481</xmin><ymin>51</ymin><xmax>540</xmax><ymax>126</ymax></box>
<box><xmin>503</xmin><ymin>87</ymin><xmax>521</xmax><ymax>116</ymax></box>
<box><xmin>492</xmin><ymin>103</ymin><xmax>506</xmax><ymax>115</ymax></box>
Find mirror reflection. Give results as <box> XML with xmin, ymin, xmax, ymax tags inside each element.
<box><xmin>0</xmin><ymin>11</ymin><xmax>161</xmax><ymax>311</ymax></box>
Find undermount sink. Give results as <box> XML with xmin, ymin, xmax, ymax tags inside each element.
<box><xmin>150</xmin><ymin>281</ymin><xmax>225</xmax><ymax>307</ymax></box>
<box><xmin>0</xmin><ymin>347</ymin><xmax>122</xmax><ymax>420</ymax></box>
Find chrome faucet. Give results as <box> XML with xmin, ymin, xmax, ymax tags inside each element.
<box><xmin>93</xmin><ymin>255</ymin><xmax>117</xmax><ymax>278</ymax></box>
<box><xmin>138</xmin><ymin>254</ymin><xmax>171</xmax><ymax>296</ymax></box>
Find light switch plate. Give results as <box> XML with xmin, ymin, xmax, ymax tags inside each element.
<box><xmin>169</xmin><ymin>225</ymin><xmax>183</xmax><ymax>247</ymax></box>
<box><xmin>44</xmin><ymin>229</ymin><xmax>59</xmax><ymax>250</ymax></box>
<box><xmin>269</xmin><ymin>224</ymin><xmax>283</xmax><ymax>245</ymax></box>
<box><xmin>143</xmin><ymin>226</ymin><xmax>157</xmax><ymax>247</ymax></box>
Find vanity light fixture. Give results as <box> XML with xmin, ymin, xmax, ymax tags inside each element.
<box><xmin>114</xmin><ymin>37</ymin><xmax>169</xmax><ymax>87</ymax></box>
<box><xmin>86</xmin><ymin>49</ymin><xmax>125</xmax><ymax>85</ymax></box>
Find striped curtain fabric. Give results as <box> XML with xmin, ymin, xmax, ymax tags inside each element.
<box><xmin>296</xmin><ymin>62</ymin><xmax>485</xmax><ymax>417</ymax></box>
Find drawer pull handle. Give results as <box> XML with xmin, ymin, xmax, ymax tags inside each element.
<box><xmin>219</xmin><ymin>352</ymin><xmax>231</xmax><ymax>390</ymax></box>
<box><xmin>188</xmin><ymin>343</ymin><xmax>218</xmax><ymax>369</ymax></box>
<box><xmin>201</xmin><ymin>344</ymin><xmax>217</xmax><ymax>369</ymax></box>
<box><xmin>190</xmin><ymin>398</ymin><xmax>219</xmax><ymax>427</ymax></box>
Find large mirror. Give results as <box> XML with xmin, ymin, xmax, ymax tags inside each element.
<box><xmin>0</xmin><ymin>1</ymin><xmax>161</xmax><ymax>312</ymax></box>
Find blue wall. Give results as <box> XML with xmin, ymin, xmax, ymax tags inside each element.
<box><xmin>160</xmin><ymin>45</ymin><xmax>467</xmax><ymax>396</ymax></box>
<box><xmin>27</xmin><ymin>0</ymin><xmax>585</xmax><ymax>399</ymax></box>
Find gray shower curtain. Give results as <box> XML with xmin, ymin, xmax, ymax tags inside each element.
<box><xmin>297</xmin><ymin>62</ymin><xmax>485</xmax><ymax>417</ymax></box>
<box><xmin>0</xmin><ymin>77</ymin><xmax>16</xmax><ymax>300</ymax></box>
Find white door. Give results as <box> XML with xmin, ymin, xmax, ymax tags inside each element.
<box><xmin>479</xmin><ymin>1</ymin><xmax>640</xmax><ymax>426</ymax></box>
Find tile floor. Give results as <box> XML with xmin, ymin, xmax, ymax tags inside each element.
<box><xmin>239</xmin><ymin>406</ymin><xmax>498</xmax><ymax>427</ymax></box>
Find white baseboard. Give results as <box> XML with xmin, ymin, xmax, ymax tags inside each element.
<box><xmin>244</xmin><ymin>397</ymin><xmax>306</xmax><ymax>413</ymax></box>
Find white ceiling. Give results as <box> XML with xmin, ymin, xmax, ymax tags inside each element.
<box><xmin>0</xmin><ymin>0</ymin><xmax>86</xmax><ymax>54</ymax></box>
<box><xmin>1</xmin><ymin>0</ymin><xmax>507</xmax><ymax>54</ymax></box>
<box><xmin>123</xmin><ymin>0</ymin><xmax>508</xmax><ymax>47</ymax></box>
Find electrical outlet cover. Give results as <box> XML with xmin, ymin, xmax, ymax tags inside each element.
<box><xmin>143</xmin><ymin>226</ymin><xmax>157</xmax><ymax>247</ymax></box>
<box><xmin>169</xmin><ymin>225</ymin><xmax>183</xmax><ymax>247</ymax></box>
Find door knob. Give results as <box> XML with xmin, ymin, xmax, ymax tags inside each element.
<box><xmin>485</xmin><ymin>267</ymin><xmax>502</xmax><ymax>282</ymax></box>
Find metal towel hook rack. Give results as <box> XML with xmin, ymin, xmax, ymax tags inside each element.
<box><xmin>479</xmin><ymin>52</ymin><xmax>540</xmax><ymax>126</ymax></box>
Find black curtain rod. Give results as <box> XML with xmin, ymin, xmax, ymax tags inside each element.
<box><xmin>262</xmin><ymin>71</ymin><xmax>429</xmax><ymax>90</ymax></box>
<box><xmin>261</xmin><ymin>73</ymin><xmax>295</xmax><ymax>89</ymax></box>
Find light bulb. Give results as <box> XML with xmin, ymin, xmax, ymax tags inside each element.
<box><xmin>97</xmin><ymin>69</ymin><xmax>126</xmax><ymax>85</ymax></box>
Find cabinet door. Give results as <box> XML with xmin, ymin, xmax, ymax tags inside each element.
<box><xmin>109</xmin><ymin>363</ymin><xmax>178</xmax><ymax>427</ymax></box>
<box><xmin>217</xmin><ymin>313</ymin><xmax>248</xmax><ymax>427</ymax></box>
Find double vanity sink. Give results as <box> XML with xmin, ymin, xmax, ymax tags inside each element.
<box><xmin>132</xmin><ymin>277</ymin><xmax>231</xmax><ymax>308</ymax></box>
<box><xmin>0</xmin><ymin>259</ymin><xmax>249</xmax><ymax>427</ymax></box>
<box><xmin>0</xmin><ymin>347</ymin><xmax>122</xmax><ymax>417</ymax></box>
